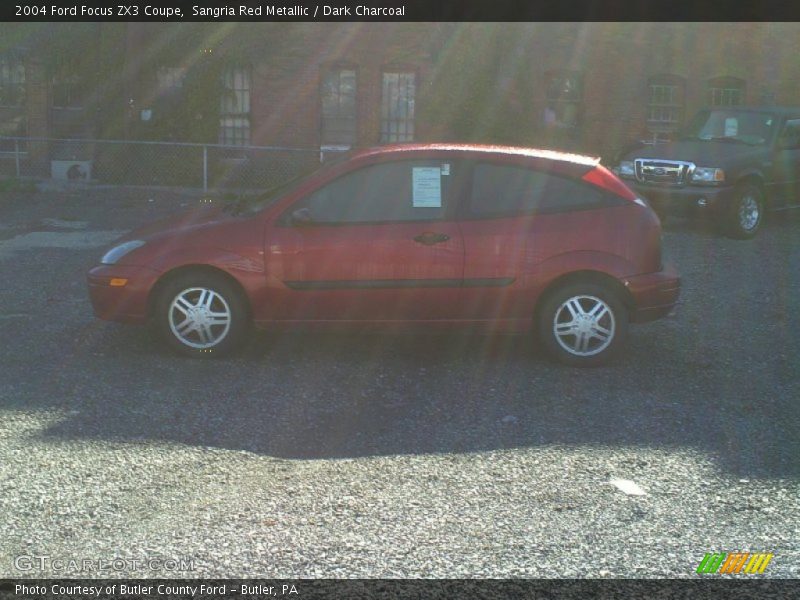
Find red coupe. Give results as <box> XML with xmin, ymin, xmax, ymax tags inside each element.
<box><xmin>88</xmin><ymin>144</ymin><xmax>680</xmax><ymax>366</ymax></box>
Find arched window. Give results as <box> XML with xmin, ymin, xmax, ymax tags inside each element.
<box><xmin>708</xmin><ymin>77</ymin><xmax>745</xmax><ymax>107</ymax></box>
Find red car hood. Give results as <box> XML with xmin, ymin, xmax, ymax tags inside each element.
<box><xmin>124</xmin><ymin>205</ymin><xmax>230</xmax><ymax>241</ymax></box>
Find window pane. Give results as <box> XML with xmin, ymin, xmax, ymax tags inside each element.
<box><xmin>381</xmin><ymin>72</ymin><xmax>415</xmax><ymax>143</ymax></box>
<box><xmin>469</xmin><ymin>164</ymin><xmax>610</xmax><ymax>217</ymax></box>
<box><xmin>296</xmin><ymin>161</ymin><xmax>451</xmax><ymax>223</ymax></box>
<box><xmin>156</xmin><ymin>66</ymin><xmax>186</xmax><ymax>94</ymax></box>
<box><xmin>219</xmin><ymin>65</ymin><xmax>250</xmax><ymax>146</ymax></box>
<box><xmin>321</xmin><ymin>69</ymin><xmax>357</xmax><ymax>145</ymax></box>
<box><xmin>0</xmin><ymin>58</ymin><xmax>25</xmax><ymax>106</ymax></box>
<box><xmin>779</xmin><ymin>119</ymin><xmax>800</xmax><ymax>148</ymax></box>
<box><xmin>648</xmin><ymin>77</ymin><xmax>684</xmax><ymax>132</ymax></box>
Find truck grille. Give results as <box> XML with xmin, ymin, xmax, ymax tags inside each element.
<box><xmin>634</xmin><ymin>159</ymin><xmax>694</xmax><ymax>186</ymax></box>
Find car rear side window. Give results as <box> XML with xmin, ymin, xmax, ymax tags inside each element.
<box><xmin>292</xmin><ymin>160</ymin><xmax>456</xmax><ymax>224</ymax></box>
<box><xmin>468</xmin><ymin>163</ymin><xmax>615</xmax><ymax>218</ymax></box>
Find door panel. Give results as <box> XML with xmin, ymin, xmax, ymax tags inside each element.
<box><xmin>265</xmin><ymin>222</ymin><xmax>463</xmax><ymax>321</ymax></box>
<box><xmin>263</xmin><ymin>158</ymin><xmax>465</xmax><ymax>321</ymax></box>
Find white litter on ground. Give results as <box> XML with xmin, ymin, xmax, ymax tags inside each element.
<box><xmin>0</xmin><ymin>230</ymin><xmax>126</xmax><ymax>260</ymax></box>
<box><xmin>41</xmin><ymin>218</ymin><xmax>89</xmax><ymax>230</ymax></box>
<box><xmin>609</xmin><ymin>478</ymin><xmax>647</xmax><ymax>496</ymax></box>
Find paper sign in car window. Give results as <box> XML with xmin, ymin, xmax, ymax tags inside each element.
<box><xmin>412</xmin><ymin>167</ymin><xmax>442</xmax><ymax>207</ymax></box>
<box><xmin>724</xmin><ymin>118</ymin><xmax>738</xmax><ymax>137</ymax></box>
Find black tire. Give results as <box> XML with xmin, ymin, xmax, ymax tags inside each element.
<box><xmin>154</xmin><ymin>271</ymin><xmax>250</xmax><ymax>358</ymax></box>
<box><xmin>724</xmin><ymin>184</ymin><xmax>764</xmax><ymax>239</ymax></box>
<box><xmin>537</xmin><ymin>282</ymin><xmax>629</xmax><ymax>367</ymax></box>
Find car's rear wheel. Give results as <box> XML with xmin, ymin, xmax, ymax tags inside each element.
<box><xmin>724</xmin><ymin>184</ymin><xmax>763</xmax><ymax>239</ymax></box>
<box><xmin>537</xmin><ymin>282</ymin><xmax>628</xmax><ymax>367</ymax></box>
<box><xmin>155</xmin><ymin>271</ymin><xmax>250</xmax><ymax>357</ymax></box>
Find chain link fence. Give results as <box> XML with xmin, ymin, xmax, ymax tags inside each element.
<box><xmin>0</xmin><ymin>137</ymin><xmax>345</xmax><ymax>192</ymax></box>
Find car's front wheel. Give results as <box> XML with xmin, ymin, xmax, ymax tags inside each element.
<box><xmin>724</xmin><ymin>184</ymin><xmax>764</xmax><ymax>239</ymax></box>
<box><xmin>155</xmin><ymin>271</ymin><xmax>250</xmax><ymax>357</ymax></box>
<box><xmin>537</xmin><ymin>282</ymin><xmax>628</xmax><ymax>367</ymax></box>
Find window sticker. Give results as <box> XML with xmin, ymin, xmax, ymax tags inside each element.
<box><xmin>441</xmin><ymin>163</ymin><xmax>450</xmax><ymax>176</ymax></box>
<box><xmin>724</xmin><ymin>118</ymin><xmax>738</xmax><ymax>137</ymax></box>
<box><xmin>412</xmin><ymin>167</ymin><xmax>442</xmax><ymax>207</ymax></box>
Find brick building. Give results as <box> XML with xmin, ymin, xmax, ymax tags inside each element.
<box><xmin>2</xmin><ymin>22</ymin><xmax>800</xmax><ymax>179</ymax></box>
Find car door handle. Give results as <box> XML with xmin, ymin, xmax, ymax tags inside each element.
<box><xmin>413</xmin><ymin>232</ymin><xmax>450</xmax><ymax>245</ymax></box>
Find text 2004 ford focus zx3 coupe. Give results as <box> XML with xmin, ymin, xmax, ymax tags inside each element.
<box><xmin>88</xmin><ymin>144</ymin><xmax>680</xmax><ymax>367</ymax></box>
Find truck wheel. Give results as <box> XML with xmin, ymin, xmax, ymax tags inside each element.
<box><xmin>724</xmin><ymin>184</ymin><xmax>763</xmax><ymax>239</ymax></box>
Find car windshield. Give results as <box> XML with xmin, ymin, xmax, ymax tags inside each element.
<box><xmin>680</xmin><ymin>109</ymin><xmax>777</xmax><ymax>146</ymax></box>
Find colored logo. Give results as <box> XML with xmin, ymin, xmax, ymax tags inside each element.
<box><xmin>696</xmin><ymin>552</ymin><xmax>774</xmax><ymax>574</ymax></box>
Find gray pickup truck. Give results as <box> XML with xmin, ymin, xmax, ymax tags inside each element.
<box><xmin>614</xmin><ymin>106</ymin><xmax>800</xmax><ymax>238</ymax></box>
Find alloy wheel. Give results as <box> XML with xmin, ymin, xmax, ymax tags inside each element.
<box><xmin>552</xmin><ymin>295</ymin><xmax>616</xmax><ymax>357</ymax></box>
<box><xmin>738</xmin><ymin>195</ymin><xmax>761</xmax><ymax>232</ymax></box>
<box><xmin>168</xmin><ymin>287</ymin><xmax>232</xmax><ymax>349</ymax></box>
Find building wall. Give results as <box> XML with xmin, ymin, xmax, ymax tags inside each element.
<box><xmin>213</xmin><ymin>23</ymin><xmax>439</xmax><ymax>148</ymax></box>
<box><xmin>534</xmin><ymin>22</ymin><xmax>795</xmax><ymax>158</ymax></box>
<box><xmin>6</xmin><ymin>23</ymin><xmax>800</xmax><ymax>167</ymax></box>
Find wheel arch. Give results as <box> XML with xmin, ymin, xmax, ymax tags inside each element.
<box><xmin>734</xmin><ymin>172</ymin><xmax>768</xmax><ymax>205</ymax></box>
<box><xmin>147</xmin><ymin>264</ymin><xmax>252</xmax><ymax>320</ymax></box>
<box><xmin>533</xmin><ymin>270</ymin><xmax>635</xmax><ymax>326</ymax></box>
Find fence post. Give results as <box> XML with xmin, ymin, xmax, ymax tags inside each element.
<box><xmin>203</xmin><ymin>145</ymin><xmax>208</xmax><ymax>193</ymax></box>
<box><xmin>14</xmin><ymin>138</ymin><xmax>20</xmax><ymax>178</ymax></box>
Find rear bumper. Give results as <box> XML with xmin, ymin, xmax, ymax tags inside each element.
<box><xmin>627</xmin><ymin>181</ymin><xmax>736</xmax><ymax>218</ymax></box>
<box><xmin>626</xmin><ymin>265</ymin><xmax>681</xmax><ymax>323</ymax></box>
<box><xmin>87</xmin><ymin>264</ymin><xmax>160</xmax><ymax>323</ymax></box>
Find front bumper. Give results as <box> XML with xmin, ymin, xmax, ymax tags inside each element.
<box><xmin>625</xmin><ymin>264</ymin><xmax>681</xmax><ymax>323</ymax></box>
<box><xmin>624</xmin><ymin>180</ymin><xmax>736</xmax><ymax>218</ymax></box>
<box><xmin>87</xmin><ymin>264</ymin><xmax>160</xmax><ymax>323</ymax></box>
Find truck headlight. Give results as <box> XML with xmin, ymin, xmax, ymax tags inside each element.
<box><xmin>690</xmin><ymin>167</ymin><xmax>725</xmax><ymax>184</ymax></box>
<box><xmin>617</xmin><ymin>161</ymin><xmax>635</xmax><ymax>178</ymax></box>
<box><xmin>101</xmin><ymin>240</ymin><xmax>146</xmax><ymax>265</ymax></box>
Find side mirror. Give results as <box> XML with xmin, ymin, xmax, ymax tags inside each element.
<box><xmin>290</xmin><ymin>207</ymin><xmax>315</xmax><ymax>227</ymax></box>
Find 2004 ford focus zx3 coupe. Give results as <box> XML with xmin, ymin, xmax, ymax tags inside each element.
<box><xmin>87</xmin><ymin>144</ymin><xmax>680</xmax><ymax>366</ymax></box>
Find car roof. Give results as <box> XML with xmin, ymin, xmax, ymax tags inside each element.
<box><xmin>699</xmin><ymin>106</ymin><xmax>800</xmax><ymax>117</ymax></box>
<box><xmin>349</xmin><ymin>143</ymin><xmax>600</xmax><ymax>168</ymax></box>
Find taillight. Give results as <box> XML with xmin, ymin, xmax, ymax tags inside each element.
<box><xmin>582</xmin><ymin>165</ymin><xmax>638</xmax><ymax>201</ymax></box>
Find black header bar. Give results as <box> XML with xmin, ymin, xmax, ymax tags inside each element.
<box><xmin>2</xmin><ymin>0</ymin><xmax>800</xmax><ymax>22</ymax></box>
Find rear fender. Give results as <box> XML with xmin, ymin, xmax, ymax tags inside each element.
<box><xmin>522</xmin><ymin>251</ymin><xmax>639</xmax><ymax>307</ymax></box>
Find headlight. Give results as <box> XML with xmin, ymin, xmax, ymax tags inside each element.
<box><xmin>617</xmin><ymin>161</ymin><xmax>635</xmax><ymax>178</ymax></box>
<box><xmin>101</xmin><ymin>240</ymin><xmax>146</xmax><ymax>265</ymax></box>
<box><xmin>690</xmin><ymin>167</ymin><xmax>725</xmax><ymax>184</ymax></box>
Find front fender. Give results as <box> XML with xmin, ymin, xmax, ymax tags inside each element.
<box><xmin>148</xmin><ymin>246</ymin><xmax>264</xmax><ymax>278</ymax></box>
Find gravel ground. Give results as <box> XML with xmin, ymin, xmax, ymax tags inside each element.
<box><xmin>0</xmin><ymin>186</ymin><xmax>798</xmax><ymax>579</ymax></box>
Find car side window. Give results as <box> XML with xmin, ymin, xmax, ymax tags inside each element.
<box><xmin>289</xmin><ymin>160</ymin><xmax>454</xmax><ymax>224</ymax></box>
<box><xmin>778</xmin><ymin>119</ymin><xmax>800</xmax><ymax>150</ymax></box>
<box><xmin>468</xmin><ymin>163</ymin><xmax>615</xmax><ymax>218</ymax></box>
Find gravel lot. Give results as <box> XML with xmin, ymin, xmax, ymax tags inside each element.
<box><xmin>0</xmin><ymin>186</ymin><xmax>798</xmax><ymax>578</ymax></box>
